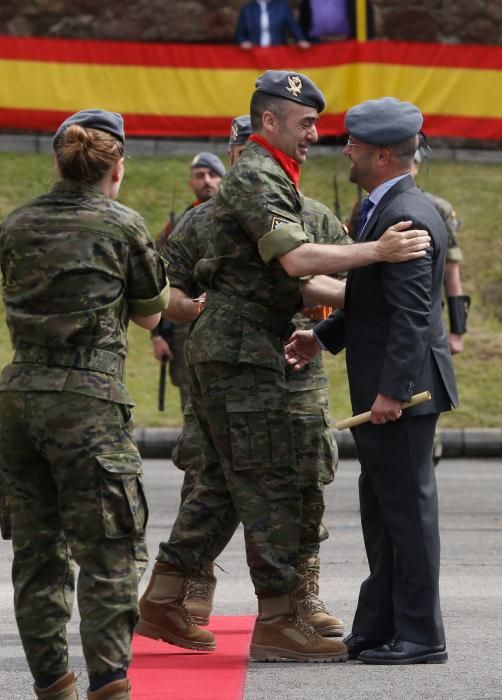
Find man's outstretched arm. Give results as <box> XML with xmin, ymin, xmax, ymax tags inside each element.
<box><xmin>279</xmin><ymin>221</ymin><xmax>430</xmax><ymax>277</ymax></box>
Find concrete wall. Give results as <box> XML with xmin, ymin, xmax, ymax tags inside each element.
<box><xmin>1</xmin><ymin>0</ymin><xmax>501</xmax><ymax>45</ymax></box>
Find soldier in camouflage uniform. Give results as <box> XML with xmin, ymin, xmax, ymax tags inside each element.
<box><xmin>136</xmin><ymin>71</ymin><xmax>431</xmax><ymax>663</ymax></box>
<box><xmin>159</xmin><ymin>116</ymin><xmax>350</xmax><ymax>636</ymax></box>
<box><xmin>151</xmin><ymin>153</ymin><xmax>226</xmax><ymax>412</ymax></box>
<box><xmin>159</xmin><ymin>122</ymin><xmax>249</xmax><ymax>624</ymax></box>
<box><xmin>286</xmin><ymin>196</ymin><xmax>349</xmax><ymax>634</ymax></box>
<box><xmin>0</xmin><ymin>110</ymin><xmax>169</xmax><ymax>700</ymax></box>
<box><xmin>412</xmin><ymin>150</ymin><xmax>470</xmax><ymax>463</ymax></box>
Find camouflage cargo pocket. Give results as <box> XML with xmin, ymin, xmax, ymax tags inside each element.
<box><xmin>226</xmin><ymin>396</ymin><xmax>295</xmax><ymax>471</ymax></box>
<box><xmin>172</xmin><ymin>402</ymin><xmax>202</xmax><ymax>472</ymax></box>
<box><xmin>291</xmin><ymin>412</ymin><xmax>323</xmax><ymax>485</ymax></box>
<box><xmin>319</xmin><ymin>407</ymin><xmax>338</xmax><ymax>485</ymax></box>
<box><xmin>95</xmin><ymin>452</ymin><xmax>149</xmax><ymax>539</ymax></box>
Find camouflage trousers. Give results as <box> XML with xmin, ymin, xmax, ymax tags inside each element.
<box><xmin>173</xmin><ymin>384</ymin><xmax>336</xmax><ymax>561</ymax></box>
<box><xmin>168</xmin><ymin>324</ymin><xmax>191</xmax><ymax>412</ymax></box>
<box><xmin>0</xmin><ymin>390</ymin><xmax>148</xmax><ymax>682</ymax></box>
<box><xmin>160</xmin><ymin>360</ymin><xmax>302</xmax><ymax>595</ymax></box>
<box><xmin>288</xmin><ymin>385</ymin><xmax>338</xmax><ymax>487</ymax></box>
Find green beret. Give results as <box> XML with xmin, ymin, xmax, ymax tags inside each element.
<box><xmin>345</xmin><ymin>97</ymin><xmax>423</xmax><ymax>145</ymax></box>
<box><xmin>53</xmin><ymin>109</ymin><xmax>125</xmax><ymax>146</ymax></box>
<box><xmin>255</xmin><ymin>70</ymin><xmax>326</xmax><ymax>113</ymax></box>
<box><xmin>190</xmin><ymin>152</ymin><xmax>226</xmax><ymax>177</ymax></box>
<box><xmin>229</xmin><ymin>115</ymin><xmax>252</xmax><ymax>145</ymax></box>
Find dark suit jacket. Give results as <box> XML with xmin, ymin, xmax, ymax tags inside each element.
<box><xmin>315</xmin><ymin>175</ymin><xmax>458</xmax><ymax>416</ymax></box>
<box><xmin>235</xmin><ymin>0</ymin><xmax>306</xmax><ymax>45</ymax></box>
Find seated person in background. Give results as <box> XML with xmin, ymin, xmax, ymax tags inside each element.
<box><xmin>236</xmin><ymin>0</ymin><xmax>310</xmax><ymax>49</ymax></box>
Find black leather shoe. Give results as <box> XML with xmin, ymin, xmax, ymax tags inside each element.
<box><xmin>359</xmin><ymin>639</ymin><xmax>448</xmax><ymax>665</ymax></box>
<box><xmin>343</xmin><ymin>633</ymin><xmax>387</xmax><ymax>660</ymax></box>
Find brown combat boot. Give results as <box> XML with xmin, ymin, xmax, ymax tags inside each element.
<box><xmin>136</xmin><ymin>561</ymin><xmax>216</xmax><ymax>651</ymax></box>
<box><xmin>296</xmin><ymin>555</ymin><xmax>344</xmax><ymax>637</ymax></box>
<box><xmin>34</xmin><ymin>672</ymin><xmax>78</xmax><ymax>699</ymax></box>
<box><xmin>185</xmin><ymin>563</ymin><xmax>217</xmax><ymax>626</ymax></box>
<box><xmin>87</xmin><ymin>679</ymin><xmax>130</xmax><ymax>700</ymax></box>
<box><xmin>250</xmin><ymin>593</ymin><xmax>348</xmax><ymax>663</ymax></box>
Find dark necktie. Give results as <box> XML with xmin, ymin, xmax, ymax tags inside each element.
<box><xmin>357</xmin><ymin>196</ymin><xmax>374</xmax><ymax>239</ymax></box>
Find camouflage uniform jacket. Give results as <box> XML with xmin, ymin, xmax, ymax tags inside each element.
<box><xmin>181</xmin><ymin>139</ymin><xmax>318</xmax><ymax>372</ymax></box>
<box><xmin>0</xmin><ymin>180</ymin><xmax>170</xmax><ymax>405</ymax></box>
<box><xmin>162</xmin><ymin>164</ymin><xmax>350</xmax><ymax>385</ymax></box>
<box><xmin>424</xmin><ymin>191</ymin><xmax>463</xmax><ymax>263</ymax></box>
<box><xmin>287</xmin><ymin>196</ymin><xmax>350</xmax><ymax>392</ymax></box>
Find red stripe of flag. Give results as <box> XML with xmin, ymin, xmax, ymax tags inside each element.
<box><xmin>1</xmin><ymin>36</ymin><xmax>502</xmax><ymax>70</ymax></box>
<box><xmin>2</xmin><ymin>107</ymin><xmax>502</xmax><ymax>140</ymax></box>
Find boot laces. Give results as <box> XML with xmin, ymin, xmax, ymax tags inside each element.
<box><xmin>186</xmin><ymin>573</ymin><xmax>216</xmax><ymax>601</ymax></box>
<box><xmin>289</xmin><ymin>610</ymin><xmax>320</xmax><ymax>639</ymax></box>
<box><xmin>298</xmin><ymin>563</ymin><xmax>328</xmax><ymax>614</ymax></box>
<box><xmin>172</xmin><ymin>595</ymin><xmax>199</xmax><ymax>628</ymax></box>
<box><xmin>181</xmin><ymin>604</ymin><xmax>199</xmax><ymax>628</ymax></box>
<box><xmin>301</xmin><ymin>595</ymin><xmax>329</xmax><ymax>615</ymax></box>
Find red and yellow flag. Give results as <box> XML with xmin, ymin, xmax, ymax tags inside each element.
<box><xmin>1</xmin><ymin>36</ymin><xmax>501</xmax><ymax>139</ymax></box>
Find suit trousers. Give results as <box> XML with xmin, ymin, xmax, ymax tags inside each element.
<box><xmin>351</xmin><ymin>413</ymin><xmax>445</xmax><ymax>646</ymax></box>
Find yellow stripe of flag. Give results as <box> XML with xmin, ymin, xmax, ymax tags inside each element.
<box><xmin>1</xmin><ymin>59</ymin><xmax>501</xmax><ymax>118</ymax></box>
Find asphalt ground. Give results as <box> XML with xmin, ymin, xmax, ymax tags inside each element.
<box><xmin>1</xmin><ymin>457</ymin><xmax>501</xmax><ymax>699</ymax></box>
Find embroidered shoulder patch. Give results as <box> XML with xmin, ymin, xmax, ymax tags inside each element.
<box><xmin>271</xmin><ymin>216</ymin><xmax>292</xmax><ymax>230</ymax></box>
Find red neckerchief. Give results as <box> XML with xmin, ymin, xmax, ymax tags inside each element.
<box><xmin>249</xmin><ymin>134</ymin><xmax>300</xmax><ymax>190</ymax></box>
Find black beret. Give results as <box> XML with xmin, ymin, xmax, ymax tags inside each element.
<box><xmin>345</xmin><ymin>97</ymin><xmax>423</xmax><ymax>145</ymax></box>
<box><xmin>53</xmin><ymin>109</ymin><xmax>125</xmax><ymax>146</ymax></box>
<box><xmin>190</xmin><ymin>152</ymin><xmax>226</xmax><ymax>178</ymax></box>
<box><xmin>255</xmin><ymin>70</ymin><xmax>326</xmax><ymax>113</ymax></box>
<box><xmin>228</xmin><ymin>115</ymin><xmax>252</xmax><ymax>145</ymax></box>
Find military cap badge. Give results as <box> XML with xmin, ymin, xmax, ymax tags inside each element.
<box><xmin>286</xmin><ymin>75</ymin><xmax>303</xmax><ymax>97</ymax></box>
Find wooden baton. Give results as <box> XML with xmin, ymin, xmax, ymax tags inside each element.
<box><xmin>335</xmin><ymin>391</ymin><xmax>432</xmax><ymax>431</ymax></box>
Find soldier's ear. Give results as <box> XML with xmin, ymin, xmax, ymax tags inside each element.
<box><xmin>111</xmin><ymin>157</ymin><xmax>124</xmax><ymax>183</ymax></box>
<box><xmin>262</xmin><ymin>109</ymin><xmax>278</xmax><ymax>133</ymax></box>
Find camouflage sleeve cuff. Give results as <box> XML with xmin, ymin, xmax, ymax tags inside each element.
<box><xmin>258</xmin><ymin>223</ymin><xmax>309</xmax><ymax>263</ymax></box>
<box><xmin>128</xmin><ymin>281</ymin><xmax>170</xmax><ymax>315</ymax></box>
<box><xmin>446</xmin><ymin>247</ymin><xmax>463</xmax><ymax>263</ymax></box>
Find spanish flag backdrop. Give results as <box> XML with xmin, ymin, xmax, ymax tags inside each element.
<box><xmin>1</xmin><ymin>36</ymin><xmax>501</xmax><ymax>140</ymax></box>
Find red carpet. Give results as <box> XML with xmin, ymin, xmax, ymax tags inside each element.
<box><xmin>129</xmin><ymin>616</ymin><xmax>256</xmax><ymax>700</ymax></box>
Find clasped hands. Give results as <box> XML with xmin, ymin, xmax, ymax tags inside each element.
<box><xmin>284</xmin><ymin>330</ymin><xmax>402</xmax><ymax>425</ymax></box>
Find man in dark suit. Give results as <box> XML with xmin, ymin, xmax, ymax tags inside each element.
<box><xmin>285</xmin><ymin>97</ymin><xmax>458</xmax><ymax>665</ymax></box>
<box><xmin>235</xmin><ymin>0</ymin><xmax>311</xmax><ymax>49</ymax></box>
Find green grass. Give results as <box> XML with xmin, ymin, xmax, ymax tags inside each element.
<box><xmin>1</xmin><ymin>150</ymin><xmax>501</xmax><ymax>428</ymax></box>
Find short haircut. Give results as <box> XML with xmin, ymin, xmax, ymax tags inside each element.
<box><xmin>387</xmin><ymin>135</ymin><xmax>419</xmax><ymax>163</ymax></box>
<box><xmin>250</xmin><ymin>91</ymin><xmax>289</xmax><ymax>132</ymax></box>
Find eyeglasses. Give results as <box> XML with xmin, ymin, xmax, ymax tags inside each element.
<box><xmin>345</xmin><ymin>139</ymin><xmax>375</xmax><ymax>148</ymax></box>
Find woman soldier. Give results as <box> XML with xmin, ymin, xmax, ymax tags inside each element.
<box><xmin>0</xmin><ymin>110</ymin><xmax>169</xmax><ymax>699</ymax></box>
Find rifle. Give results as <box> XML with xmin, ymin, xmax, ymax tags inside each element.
<box><xmin>157</xmin><ymin>187</ymin><xmax>177</xmax><ymax>247</ymax></box>
<box><xmin>333</xmin><ymin>173</ymin><xmax>343</xmax><ymax>221</ymax></box>
<box><xmin>346</xmin><ymin>185</ymin><xmax>364</xmax><ymax>240</ymax></box>
<box><xmin>169</xmin><ymin>186</ymin><xmax>177</xmax><ymax>228</ymax></box>
<box><xmin>154</xmin><ymin>319</ymin><xmax>175</xmax><ymax>411</ymax></box>
<box><xmin>158</xmin><ymin>356</ymin><xmax>168</xmax><ymax>412</ymax></box>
